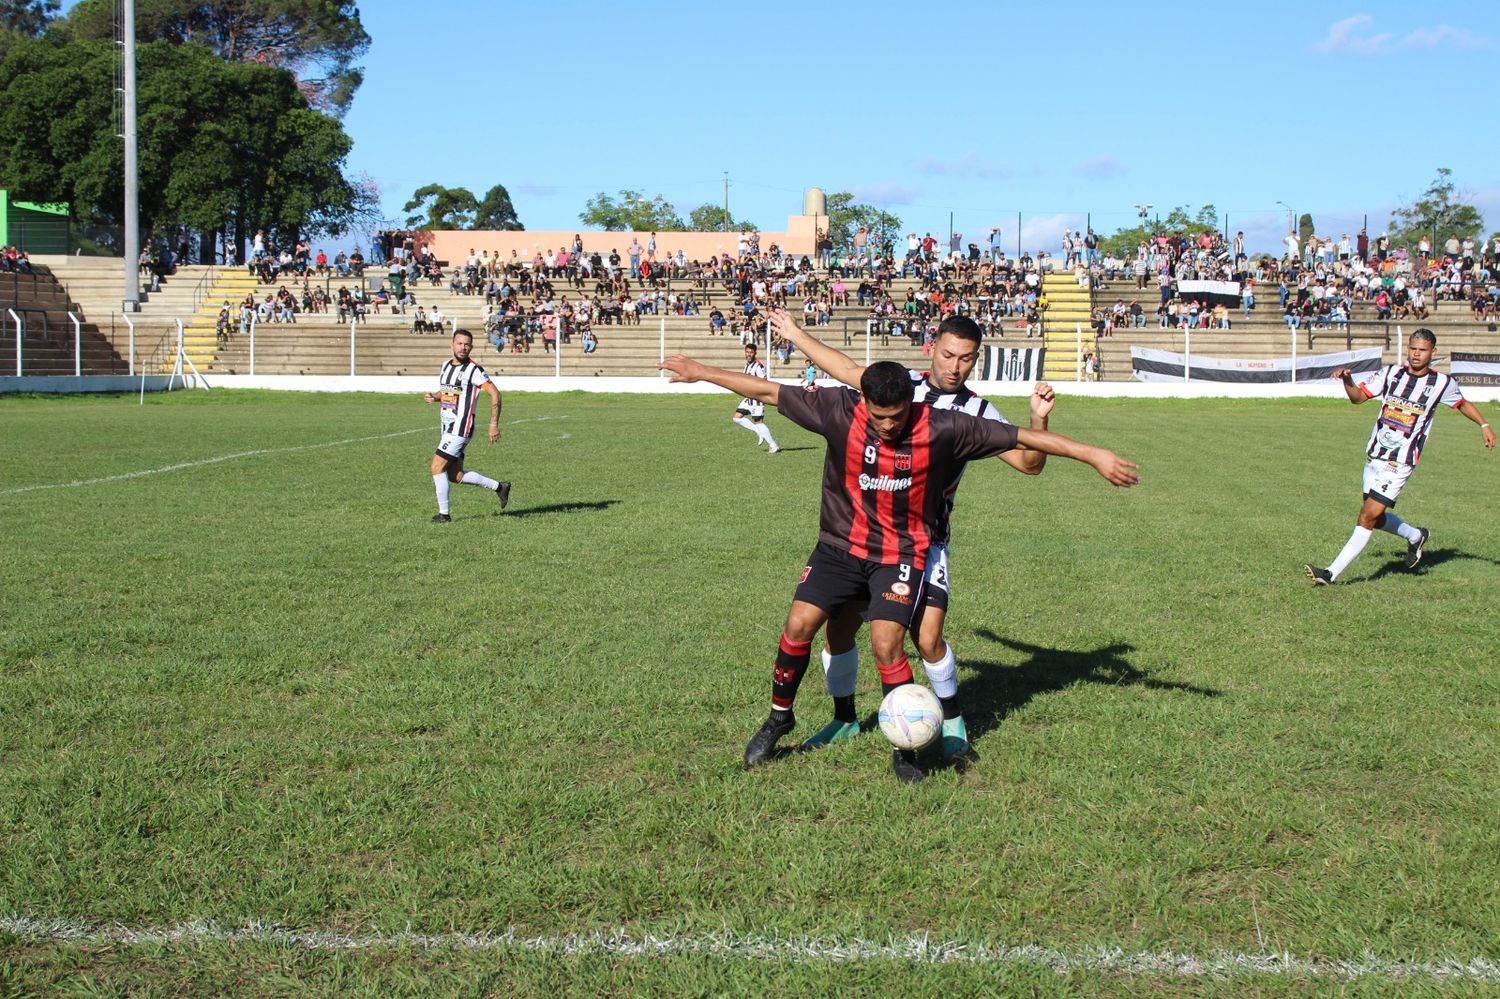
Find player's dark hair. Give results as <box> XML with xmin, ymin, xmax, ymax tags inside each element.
<box><xmin>936</xmin><ymin>315</ymin><xmax>983</xmax><ymax>345</ymax></box>
<box><xmin>1410</xmin><ymin>327</ymin><xmax>1436</xmax><ymax>346</ymax></box>
<box><xmin>452</xmin><ymin>327</ymin><xmax>474</xmax><ymax>342</ymax></box>
<box><xmin>861</xmin><ymin>361</ymin><xmax>914</xmax><ymax>407</ymax></box>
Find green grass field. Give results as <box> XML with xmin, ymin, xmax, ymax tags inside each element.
<box><xmin>1</xmin><ymin>388</ymin><xmax>1497</xmax><ymax>996</ymax></box>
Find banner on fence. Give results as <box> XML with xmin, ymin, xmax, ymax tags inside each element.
<box><xmin>1451</xmin><ymin>352</ymin><xmax>1500</xmax><ymax>386</ymax></box>
<box><xmin>978</xmin><ymin>345</ymin><xmax>1045</xmax><ymax>381</ymax></box>
<box><xmin>1175</xmin><ymin>279</ymin><xmax>1242</xmax><ymax>308</ymax></box>
<box><xmin>1131</xmin><ymin>345</ymin><xmax>1382</xmax><ymax>383</ymax></box>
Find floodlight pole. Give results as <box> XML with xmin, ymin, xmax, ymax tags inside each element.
<box><xmin>121</xmin><ymin>0</ymin><xmax>141</xmax><ymax>313</ymax></box>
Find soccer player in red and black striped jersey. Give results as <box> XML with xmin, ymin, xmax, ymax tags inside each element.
<box><xmin>771</xmin><ymin>310</ymin><xmax>1057</xmax><ymax>765</ymax></box>
<box><xmin>659</xmin><ymin>352</ymin><xmax>1139</xmax><ymax>782</ymax></box>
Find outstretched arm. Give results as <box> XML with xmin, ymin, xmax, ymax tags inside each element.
<box><xmin>999</xmin><ymin>381</ymin><xmax>1055</xmax><ymax>475</ymax></box>
<box><xmin>768</xmin><ymin>308</ymin><xmax>864</xmax><ymax>387</ymax></box>
<box><xmin>1455</xmin><ymin>399</ymin><xmax>1496</xmax><ymax>449</ymax></box>
<box><xmin>1013</xmin><ymin>427</ymin><xmax>1139</xmax><ymax>487</ymax></box>
<box><xmin>1331</xmin><ymin>367</ymin><xmax>1369</xmax><ymax>404</ymax></box>
<box><xmin>659</xmin><ymin>354</ymin><xmax>782</xmax><ymax>406</ymax></box>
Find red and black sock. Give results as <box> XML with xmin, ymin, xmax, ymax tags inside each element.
<box><xmin>877</xmin><ymin>655</ymin><xmax>915</xmax><ymax>696</ymax></box>
<box><xmin>770</xmin><ymin>632</ymin><xmax>812</xmax><ymax>717</ymax></box>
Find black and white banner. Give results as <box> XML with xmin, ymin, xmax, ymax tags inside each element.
<box><xmin>1451</xmin><ymin>352</ymin><xmax>1500</xmax><ymax>387</ymax></box>
<box><xmin>1175</xmin><ymin>279</ymin><xmax>1241</xmax><ymax>308</ymax></box>
<box><xmin>1131</xmin><ymin>345</ymin><xmax>1382</xmax><ymax>383</ymax></box>
<box><xmin>978</xmin><ymin>345</ymin><xmax>1045</xmax><ymax>381</ymax></box>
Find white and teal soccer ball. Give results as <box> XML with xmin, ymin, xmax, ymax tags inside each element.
<box><xmin>878</xmin><ymin>684</ymin><xmax>943</xmax><ymax>750</ymax></box>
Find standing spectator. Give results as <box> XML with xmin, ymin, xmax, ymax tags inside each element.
<box><xmin>628</xmin><ymin>236</ymin><xmax>643</xmax><ymax>277</ymax></box>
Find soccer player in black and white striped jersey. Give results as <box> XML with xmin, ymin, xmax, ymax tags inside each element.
<box><xmin>1305</xmin><ymin>329</ymin><xmax>1495</xmax><ymax>584</ymax></box>
<box><xmin>769</xmin><ymin>310</ymin><xmax>1058</xmax><ymax>765</ymax></box>
<box><xmin>423</xmin><ymin>329</ymin><xmax>511</xmax><ymax>523</ymax></box>
<box><xmin>731</xmin><ymin>343</ymin><xmax>781</xmax><ymax>453</ymax></box>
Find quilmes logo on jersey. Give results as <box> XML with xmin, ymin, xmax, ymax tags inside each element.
<box><xmin>859</xmin><ymin>473</ymin><xmax>913</xmax><ymax>492</ymax></box>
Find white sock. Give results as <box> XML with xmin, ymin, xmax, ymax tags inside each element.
<box><xmin>1328</xmin><ymin>526</ymin><xmax>1373</xmax><ymax>579</ymax></box>
<box><xmin>922</xmin><ymin>644</ymin><xmax>958</xmax><ymax>699</ymax></box>
<box><xmin>432</xmin><ymin>474</ymin><xmax>451</xmax><ymax>514</ymax></box>
<box><xmin>754</xmin><ymin>422</ymin><xmax>779</xmax><ymax>449</ymax></box>
<box><xmin>732</xmin><ymin>416</ymin><xmax>756</xmax><ymax>435</ymax></box>
<box><xmin>822</xmin><ymin>647</ymin><xmax>858</xmax><ymax>697</ymax></box>
<box><xmin>1379</xmin><ymin>511</ymin><xmax>1421</xmax><ymax>543</ymax></box>
<box><xmin>460</xmin><ymin>470</ymin><xmax>498</xmax><ymax>490</ymax></box>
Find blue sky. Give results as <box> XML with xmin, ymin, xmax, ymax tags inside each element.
<box><xmin>74</xmin><ymin>0</ymin><xmax>1500</xmax><ymax>255</ymax></box>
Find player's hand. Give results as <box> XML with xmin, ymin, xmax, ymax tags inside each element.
<box><xmin>488</xmin><ymin>424</ymin><xmax>501</xmax><ymax>444</ymax></box>
<box><xmin>1092</xmin><ymin>450</ymin><xmax>1140</xmax><ymax>488</ymax></box>
<box><xmin>1483</xmin><ymin>424</ymin><xmax>1496</xmax><ymax>450</ymax></box>
<box><xmin>767</xmin><ymin>308</ymin><xmax>800</xmax><ymax>340</ymax></box>
<box><xmin>1030</xmin><ymin>381</ymin><xmax>1056</xmax><ymax>421</ymax></box>
<box><xmin>1330</xmin><ymin>367</ymin><xmax>1352</xmax><ymax>381</ymax></box>
<box><xmin>423</xmin><ymin>392</ymin><xmax>436</xmax><ymax>403</ymax></box>
<box><xmin>659</xmin><ymin>354</ymin><xmax>706</xmax><ymax>383</ymax></box>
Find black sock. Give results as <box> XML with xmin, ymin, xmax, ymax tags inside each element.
<box><xmin>939</xmin><ymin>696</ymin><xmax>960</xmax><ymax>719</ymax></box>
<box><xmin>833</xmin><ymin>694</ymin><xmax>856</xmax><ymax>724</ymax></box>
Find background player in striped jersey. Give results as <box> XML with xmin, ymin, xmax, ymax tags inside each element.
<box><xmin>424</xmin><ymin>329</ymin><xmax>511</xmax><ymax>524</ymax></box>
<box><xmin>731</xmin><ymin>343</ymin><xmax>781</xmax><ymax>454</ymax></box>
<box><xmin>771</xmin><ymin>310</ymin><xmax>1055</xmax><ymax>763</ymax></box>
<box><xmin>659</xmin><ymin>352</ymin><xmax>1138</xmax><ymax>781</ymax></box>
<box><xmin>1305</xmin><ymin>329</ymin><xmax>1494</xmax><ymax>584</ymax></box>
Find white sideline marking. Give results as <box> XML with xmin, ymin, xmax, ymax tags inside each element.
<box><xmin>1</xmin><ymin>918</ymin><xmax>1496</xmax><ymax>982</ymax></box>
<box><xmin>0</xmin><ymin>416</ymin><xmax>568</xmax><ymax>496</ymax></box>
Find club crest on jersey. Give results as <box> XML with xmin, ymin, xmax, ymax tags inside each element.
<box><xmin>800</xmin><ymin>566</ymin><xmax>812</xmax><ymax>583</ymax></box>
<box><xmin>894</xmin><ymin>452</ymin><xmax>912</xmax><ymax>471</ymax></box>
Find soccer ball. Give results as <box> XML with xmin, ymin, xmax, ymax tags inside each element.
<box><xmin>878</xmin><ymin>684</ymin><xmax>943</xmax><ymax>750</ymax></box>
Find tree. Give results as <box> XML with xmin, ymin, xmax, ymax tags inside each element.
<box><xmin>578</xmin><ymin>190</ymin><xmax>685</xmax><ymax>231</ymax></box>
<box><xmin>1</xmin><ymin>0</ymin><xmax>56</xmax><ymax>35</ymax></box>
<box><xmin>1389</xmin><ymin>168</ymin><xmax>1485</xmax><ymax>249</ymax></box>
<box><xmin>1098</xmin><ymin>204</ymin><xmax>1219</xmax><ymax>258</ymax></box>
<box><xmin>475</xmin><ymin>184</ymin><xmax>523</xmax><ymax>231</ymax></box>
<box><xmin>66</xmin><ymin>0</ymin><xmax>369</xmax><ymax>114</ymax></box>
<box><xmin>823</xmin><ymin>192</ymin><xmax>902</xmax><ymax>251</ymax></box>
<box><xmin>0</xmin><ymin>36</ymin><xmax>365</xmax><ymax>250</ymax></box>
<box><xmin>687</xmin><ymin>204</ymin><xmax>756</xmax><ymax>233</ymax></box>
<box><xmin>403</xmin><ymin>184</ymin><xmax>478</xmax><ymax>230</ymax></box>
<box><xmin>1298</xmin><ymin>213</ymin><xmax>1314</xmax><ymax>243</ymax></box>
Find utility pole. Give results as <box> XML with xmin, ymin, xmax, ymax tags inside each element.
<box><xmin>722</xmin><ymin>172</ymin><xmax>729</xmax><ymax>232</ymax></box>
<box><xmin>121</xmin><ymin>0</ymin><xmax>141</xmax><ymax>312</ymax></box>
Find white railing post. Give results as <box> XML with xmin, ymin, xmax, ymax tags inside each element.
<box><xmin>69</xmin><ymin>311</ymin><xmax>82</xmax><ymax>376</ymax></box>
<box><xmin>1075</xmin><ymin>322</ymin><xmax>1083</xmax><ymax>383</ymax></box>
<box><xmin>554</xmin><ymin>316</ymin><xmax>561</xmax><ymax>378</ymax></box>
<box><xmin>1290</xmin><ymin>330</ymin><xmax>1297</xmax><ymax>384</ymax></box>
<box><xmin>8</xmin><ymin>308</ymin><xmax>20</xmax><ymax>376</ymax></box>
<box><xmin>350</xmin><ymin>320</ymin><xmax>357</xmax><ymax>377</ymax></box>
<box><xmin>865</xmin><ymin>319</ymin><xmax>872</xmax><ymax>366</ymax></box>
<box><xmin>123</xmin><ymin>314</ymin><xmax>136</xmax><ymax>376</ymax></box>
<box><xmin>249</xmin><ymin>314</ymin><xmax>256</xmax><ymax>376</ymax></box>
<box><xmin>659</xmin><ymin>313</ymin><xmax>666</xmax><ymax>377</ymax></box>
<box><xmin>1184</xmin><ymin>328</ymin><xmax>1192</xmax><ymax>383</ymax></box>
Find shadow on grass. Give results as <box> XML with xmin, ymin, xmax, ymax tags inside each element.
<box><xmin>958</xmin><ymin>629</ymin><xmax>1221</xmax><ymax>741</ymax></box>
<box><xmin>499</xmin><ymin>499</ymin><xmax>621</xmax><ymax>519</ymax></box>
<box><xmin>1356</xmin><ymin>546</ymin><xmax>1500</xmax><ymax>584</ymax></box>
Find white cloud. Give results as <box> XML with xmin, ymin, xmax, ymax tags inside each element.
<box><xmin>1016</xmin><ymin>213</ymin><xmax>1087</xmax><ymax>255</ymax></box>
<box><xmin>848</xmin><ymin>184</ymin><xmax>921</xmax><ymax>207</ymax></box>
<box><xmin>1076</xmin><ymin>156</ymin><xmax>1127</xmax><ymax>180</ymax></box>
<box><xmin>915</xmin><ymin>151</ymin><xmax>1022</xmax><ymax>181</ymax></box>
<box><xmin>1312</xmin><ymin>13</ymin><xmax>1490</xmax><ymax>55</ymax></box>
<box><xmin>516</xmin><ymin>183</ymin><xmax>558</xmax><ymax>196</ymax></box>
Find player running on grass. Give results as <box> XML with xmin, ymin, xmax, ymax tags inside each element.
<box><xmin>1304</xmin><ymin>328</ymin><xmax>1494</xmax><ymax>584</ymax></box>
<box><xmin>659</xmin><ymin>353</ymin><xmax>1139</xmax><ymax>782</ymax></box>
<box><xmin>770</xmin><ymin>309</ymin><xmax>1055</xmax><ymax>764</ymax></box>
<box><xmin>424</xmin><ymin>328</ymin><xmax>511</xmax><ymax>523</ymax></box>
<box><xmin>731</xmin><ymin>342</ymin><xmax>781</xmax><ymax>453</ymax></box>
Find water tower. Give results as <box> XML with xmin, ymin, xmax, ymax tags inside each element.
<box><xmin>804</xmin><ymin>188</ymin><xmax>827</xmax><ymax>217</ymax></box>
